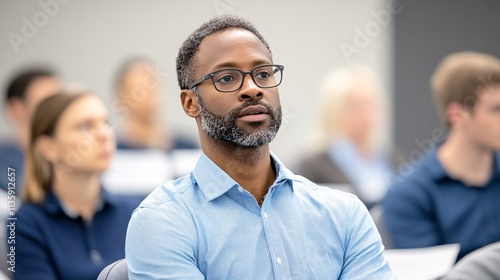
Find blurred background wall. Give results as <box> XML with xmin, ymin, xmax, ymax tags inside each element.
<box><xmin>1</xmin><ymin>0</ymin><xmax>499</xmax><ymax>167</ymax></box>
<box><xmin>0</xmin><ymin>0</ymin><xmax>394</xmax><ymax>166</ymax></box>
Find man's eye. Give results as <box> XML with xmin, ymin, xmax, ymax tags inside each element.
<box><xmin>255</xmin><ymin>71</ymin><xmax>271</xmax><ymax>79</ymax></box>
<box><xmin>217</xmin><ymin>75</ymin><xmax>236</xmax><ymax>83</ymax></box>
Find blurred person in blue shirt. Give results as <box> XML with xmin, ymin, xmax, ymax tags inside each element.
<box><xmin>383</xmin><ymin>51</ymin><xmax>500</xmax><ymax>261</ymax></box>
<box><xmin>295</xmin><ymin>65</ymin><xmax>394</xmax><ymax>208</ymax></box>
<box><xmin>125</xmin><ymin>15</ymin><xmax>394</xmax><ymax>280</ymax></box>
<box><xmin>13</xmin><ymin>91</ymin><xmax>140</xmax><ymax>280</ymax></box>
<box><xmin>0</xmin><ymin>68</ymin><xmax>60</xmax><ymax>194</ymax></box>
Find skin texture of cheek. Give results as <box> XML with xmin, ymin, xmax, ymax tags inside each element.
<box><xmin>482</xmin><ymin>120</ymin><xmax>500</xmax><ymax>149</ymax></box>
<box><xmin>465</xmin><ymin>114</ymin><xmax>500</xmax><ymax>149</ymax></box>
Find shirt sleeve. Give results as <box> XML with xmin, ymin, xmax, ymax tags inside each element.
<box><xmin>339</xmin><ymin>196</ymin><xmax>396</xmax><ymax>279</ymax></box>
<box><xmin>125</xmin><ymin>205</ymin><xmax>205</xmax><ymax>280</ymax></box>
<box><xmin>382</xmin><ymin>180</ymin><xmax>440</xmax><ymax>248</ymax></box>
<box><xmin>13</xmin><ymin>210</ymin><xmax>58</xmax><ymax>280</ymax></box>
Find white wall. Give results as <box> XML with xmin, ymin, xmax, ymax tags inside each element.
<box><xmin>0</xmin><ymin>0</ymin><xmax>395</xmax><ymax>166</ymax></box>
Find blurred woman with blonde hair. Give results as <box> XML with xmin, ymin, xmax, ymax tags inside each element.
<box><xmin>14</xmin><ymin>91</ymin><xmax>140</xmax><ymax>280</ymax></box>
<box><xmin>296</xmin><ymin>65</ymin><xmax>395</xmax><ymax>208</ymax></box>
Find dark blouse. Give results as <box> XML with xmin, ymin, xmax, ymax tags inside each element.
<box><xmin>12</xmin><ymin>189</ymin><xmax>141</xmax><ymax>280</ymax></box>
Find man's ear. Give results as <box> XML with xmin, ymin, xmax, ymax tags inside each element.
<box><xmin>446</xmin><ymin>102</ymin><xmax>466</xmax><ymax>128</ymax></box>
<box><xmin>36</xmin><ymin>135</ymin><xmax>59</xmax><ymax>163</ymax></box>
<box><xmin>180</xmin><ymin>89</ymin><xmax>200</xmax><ymax>118</ymax></box>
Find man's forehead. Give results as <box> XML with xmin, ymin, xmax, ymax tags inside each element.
<box><xmin>478</xmin><ymin>84</ymin><xmax>500</xmax><ymax>98</ymax></box>
<box><xmin>195</xmin><ymin>28</ymin><xmax>271</xmax><ymax>68</ymax></box>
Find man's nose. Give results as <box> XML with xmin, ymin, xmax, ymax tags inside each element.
<box><xmin>238</xmin><ymin>74</ymin><xmax>263</xmax><ymax>101</ymax></box>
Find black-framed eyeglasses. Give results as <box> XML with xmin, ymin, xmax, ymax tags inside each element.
<box><xmin>188</xmin><ymin>64</ymin><xmax>284</xmax><ymax>93</ymax></box>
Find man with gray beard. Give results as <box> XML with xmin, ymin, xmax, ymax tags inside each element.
<box><xmin>197</xmin><ymin>96</ymin><xmax>282</xmax><ymax>148</ymax></box>
<box><xmin>125</xmin><ymin>15</ymin><xmax>394</xmax><ymax>280</ymax></box>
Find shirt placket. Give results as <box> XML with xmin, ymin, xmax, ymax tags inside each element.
<box><xmin>82</xmin><ymin>219</ymin><xmax>103</xmax><ymax>265</ymax></box>
<box><xmin>261</xmin><ymin>185</ymin><xmax>291</xmax><ymax>280</ymax></box>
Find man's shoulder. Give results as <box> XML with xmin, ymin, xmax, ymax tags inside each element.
<box><xmin>390</xmin><ymin>153</ymin><xmax>440</xmax><ymax>190</ymax></box>
<box><xmin>137</xmin><ymin>174</ymin><xmax>196</xmax><ymax>210</ymax></box>
<box><xmin>291</xmin><ymin>175</ymin><xmax>359</xmax><ymax>206</ymax></box>
<box><xmin>382</xmin><ymin>154</ymin><xmax>440</xmax><ymax>208</ymax></box>
<box><xmin>290</xmin><ymin>175</ymin><xmax>371</xmax><ymax>230</ymax></box>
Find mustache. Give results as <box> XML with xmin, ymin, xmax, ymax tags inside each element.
<box><xmin>228</xmin><ymin>100</ymin><xmax>278</xmax><ymax>120</ymax></box>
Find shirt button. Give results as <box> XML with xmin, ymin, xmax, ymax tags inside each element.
<box><xmin>263</xmin><ymin>212</ymin><xmax>268</xmax><ymax>218</ymax></box>
<box><xmin>276</xmin><ymin>257</ymin><xmax>282</xmax><ymax>264</ymax></box>
<box><xmin>90</xmin><ymin>249</ymin><xmax>102</xmax><ymax>263</ymax></box>
<box><xmin>238</xmin><ymin>186</ymin><xmax>244</xmax><ymax>192</ymax></box>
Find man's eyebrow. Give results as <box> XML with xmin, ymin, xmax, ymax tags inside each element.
<box><xmin>211</xmin><ymin>59</ymin><xmax>273</xmax><ymax>71</ymax></box>
<box><xmin>212</xmin><ymin>62</ymin><xmax>239</xmax><ymax>70</ymax></box>
<box><xmin>250</xmin><ymin>59</ymin><xmax>273</xmax><ymax>68</ymax></box>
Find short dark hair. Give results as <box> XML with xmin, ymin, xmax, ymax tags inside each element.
<box><xmin>5</xmin><ymin>68</ymin><xmax>55</xmax><ymax>103</ymax></box>
<box><xmin>176</xmin><ymin>15</ymin><xmax>272</xmax><ymax>90</ymax></box>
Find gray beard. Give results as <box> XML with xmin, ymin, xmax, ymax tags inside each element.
<box><xmin>197</xmin><ymin>94</ymin><xmax>282</xmax><ymax>148</ymax></box>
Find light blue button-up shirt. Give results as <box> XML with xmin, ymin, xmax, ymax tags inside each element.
<box><xmin>126</xmin><ymin>152</ymin><xmax>394</xmax><ymax>279</ymax></box>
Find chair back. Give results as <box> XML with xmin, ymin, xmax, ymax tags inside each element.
<box><xmin>97</xmin><ymin>259</ymin><xmax>128</xmax><ymax>280</ymax></box>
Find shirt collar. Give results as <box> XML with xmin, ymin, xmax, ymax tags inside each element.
<box><xmin>43</xmin><ymin>188</ymin><xmax>116</xmax><ymax>217</ymax></box>
<box><xmin>192</xmin><ymin>151</ymin><xmax>294</xmax><ymax>202</ymax></box>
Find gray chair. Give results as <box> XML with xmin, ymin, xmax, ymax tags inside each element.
<box><xmin>97</xmin><ymin>259</ymin><xmax>128</xmax><ymax>280</ymax></box>
<box><xmin>369</xmin><ymin>204</ymin><xmax>393</xmax><ymax>249</ymax></box>
<box><xmin>442</xmin><ymin>242</ymin><xmax>500</xmax><ymax>280</ymax></box>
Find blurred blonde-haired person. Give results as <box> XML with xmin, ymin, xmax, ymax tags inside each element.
<box><xmin>14</xmin><ymin>92</ymin><xmax>140</xmax><ymax>280</ymax></box>
<box><xmin>295</xmin><ymin>65</ymin><xmax>394</xmax><ymax>208</ymax></box>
